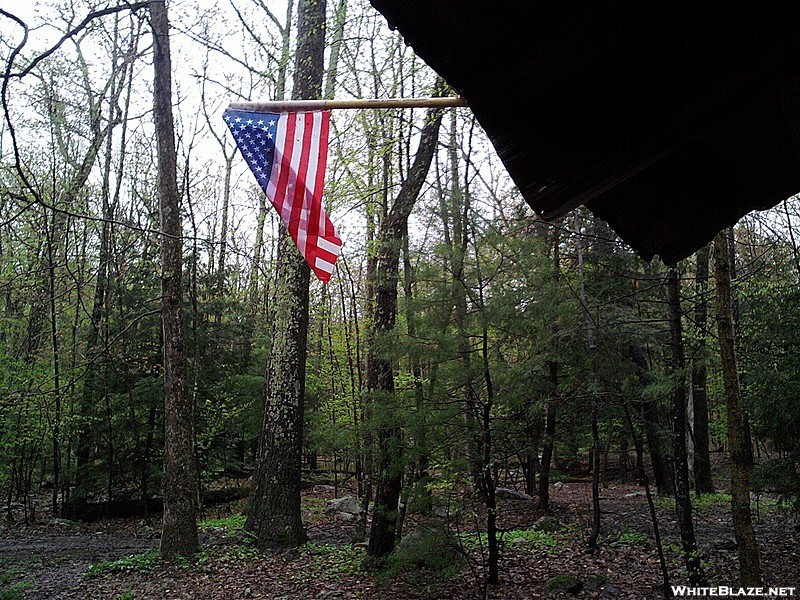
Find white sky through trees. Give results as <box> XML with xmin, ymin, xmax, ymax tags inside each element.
<box><xmin>0</xmin><ymin>0</ymin><xmax>518</xmax><ymax>279</ymax></box>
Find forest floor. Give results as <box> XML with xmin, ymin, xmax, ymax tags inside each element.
<box><xmin>1</xmin><ymin>471</ymin><xmax>798</xmax><ymax>599</ymax></box>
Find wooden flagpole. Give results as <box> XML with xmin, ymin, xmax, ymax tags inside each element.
<box><xmin>227</xmin><ymin>96</ymin><xmax>468</xmax><ymax>113</ymax></box>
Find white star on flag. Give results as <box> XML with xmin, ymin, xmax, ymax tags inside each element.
<box><xmin>224</xmin><ymin>108</ymin><xmax>341</xmax><ymax>283</ymax></box>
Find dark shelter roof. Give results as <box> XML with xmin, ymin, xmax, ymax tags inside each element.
<box><xmin>369</xmin><ymin>2</ymin><xmax>800</xmax><ymax>264</ymax></box>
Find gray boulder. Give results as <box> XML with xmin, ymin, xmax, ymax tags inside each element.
<box><xmin>326</xmin><ymin>495</ymin><xmax>362</xmax><ymax>516</ymax></box>
<box><xmin>547</xmin><ymin>574</ymin><xmax>583</xmax><ymax>595</ymax></box>
<box><xmin>533</xmin><ymin>515</ymin><xmax>565</xmax><ymax>532</ymax></box>
<box><xmin>495</xmin><ymin>487</ymin><xmax>535</xmax><ymax>502</ymax></box>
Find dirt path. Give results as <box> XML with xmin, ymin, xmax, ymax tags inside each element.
<box><xmin>1</xmin><ymin>484</ymin><xmax>797</xmax><ymax>599</ymax></box>
<box><xmin>0</xmin><ymin>520</ymin><xmax>158</xmax><ymax>598</ymax></box>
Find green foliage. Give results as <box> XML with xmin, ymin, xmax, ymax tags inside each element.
<box><xmin>654</xmin><ymin>492</ymin><xmax>734</xmax><ymax>511</ymax></box>
<box><xmin>198</xmin><ymin>513</ymin><xmax>247</xmax><ymax>530</ymax></box>
<box><xmin>459</xmin><ymin>528</ymin><xmax>559</xmax><ymax>552</ymax></box>
<box><xmin>0</xmin><ymin>573</ymin><xmax>32</xmax><ymax>600</ymax></box>
<box><xmin>547</xmin><ymin>574</ymin><xmax>583</xmax><ymax>592</ymax></box>
<box><xmin>375</xmin><ymin>528</ymin><xmax>463</xmax><ymax>586</ymax></box>
<box><xmin>115</xmin><ymin>591</ymin><xmax>136</xmax><ymax>600</ymax></box>
<box><xmin>505</xmin><ymin>528</ymin><xmax>559</xmax><ymax>550</ymax></box>
<box><xmin>739</xmin><ymin>277</ymin><xmax>800</xmax><ymax>508</ymax></box>
<box><xmin>155</xmin><ymin>540</ymin><xmax>261</xmax><ymax>571</ymax></box>
<box><xmin>302</xmin><ymin>496</ymin><xmax>328</xmax><ymax>522</ymax></box>
<box><xmin>205</xmin><ymin>542</ymin><xmax>261</xmax><ymax>566</ymax></box>
<box><xmin>304</xmin><ymin>301</ymin><xmax>363</xmax><ymax>475</ymax></box>
<box><xmin>617</xmin><ymin>531</ymin><xmax>648</xmax><ymax>545</ymax></box>
<box><xmin>424</xmin><ymin>468</ymin><xmax>459</xmax><ymax>496</ymax></box>
<box><xmin>299</xmin><ymin>542</ymin><xmax>366</xmax><ymax>582</ymax></box>
<box><xmin>0</xmin><ymin>584</ymin><xmax>32</xmax><ymax>600</ymax></box>
<box><xmin>691</xmin><ymin>492</ymin><xmax>732</xmax><ymax>510</ymax></box>
<box><xmin>752</xmin><ymin>459</ymin><xmax>800</xmax><ymax>510</ymax></box>
<box><xmin>2</xmin><ymin>14</ymin><xmax>800</xmax><ymax>593</ymax></box>
<box><xmin>85</xmin><ymin>551</ymin><xmax>160</xmax><ymax>578</ymax></box>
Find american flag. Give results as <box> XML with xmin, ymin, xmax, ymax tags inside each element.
<box><xmin>224</xmin><ymin>108</ymin><xmax>342</xmax><ymax>283</ymax></box>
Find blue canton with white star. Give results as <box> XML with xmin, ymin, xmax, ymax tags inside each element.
<box><xmin>223</xmin><ymin>109</ymin><xmax>281</xmax><ymax>188</ymax></box>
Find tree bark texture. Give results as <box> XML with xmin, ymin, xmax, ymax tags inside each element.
<box><xmin>713</xmin><ymin>232</ymin><xmax>762</xmax><ymax>586</ymax></box>
<box><xmin>151</xmin><ymin>0</ymin><xmax>199</xmax><ymax>558</ymax></box>
<box><xmin>666</xmin><ymin>266</ymin><xmax>705</xmax><ymax>585</ymax></box>
<box><xmin>245</xmin><ymin>0</ymin><xmax>325</xmax><ymax>550</ymax></box>
<box><xmin>367</xmin><ymin>101</ymin><xmax>444</xmax><ymax>560</ymax></box>
<box><xmin>726</xmin><ymin>227</ymin><xmax>755</xmax><ymax>470</ymax></box>
<box><xmin>630</xmin><ymin>344</ymin><xmax>674</xmax><ymax>495</ymax></box>
<box><xmin>479</xmin><ymin>323</ymin><xmax>498</xmax><ymax>585</ymax></box>
<box><xmin>692</xmin><ymin>244</ymin><xmax>715</xmax><ymax>493</ymax></box>
<box><xmin>245</xmin><ymin>230</ymin><xmax>311</xmax><ymax>549</ymax></box>
<box><xmin>588</xmin><ymin>406</ymin><xmax>601</xmax><ymax>551</ymax></box>
<box><xmin>538</xmin><ymin>385</ymin><xmax>557</xmax><ymax>510</ymax></box>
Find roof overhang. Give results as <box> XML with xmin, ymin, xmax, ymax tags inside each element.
<box><xmin>369</xmin><ymin>2</ymin><xmax>800</xmax><ymax>263</ymax></box>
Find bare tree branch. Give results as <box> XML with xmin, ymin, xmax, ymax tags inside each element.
<box><xmin>6</xmin><ymin>2</ymin><xmax>149</xmax><ymax>80</ymax></box>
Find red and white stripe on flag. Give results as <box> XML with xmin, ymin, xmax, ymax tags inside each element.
<box><xmin>267</xmin><ymin>111</ymin><xmax>341</xmax><ymax>282</ymax></box>
<box><xmin>224</xmin><ymin>107</ymin><xmax>341</xmax><ymax>282</ymax></box>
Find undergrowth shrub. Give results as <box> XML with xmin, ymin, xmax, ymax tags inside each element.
<box><xmin>376</xmin><ymin>526</ymin><xmax>463</xmax><ymax>586</ymax></box>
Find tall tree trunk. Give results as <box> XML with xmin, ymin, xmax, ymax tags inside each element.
<box><xmin>245</xmin><ymin>0</ymin><xmax>325</xmax><ymax>550</ymax></box>
<box><xmin>623</xmin><ymin>405</ymin><xmax>671</xmax><ymax>592</ymax></box>
<box><xmin>713</xmin><ymin>231</ymin><xmax>762</xmax><ymax>586</ymax></box>
<box><xmin>216</xmin><ymin>155</ymin><xmax>233</xmax><ymax>293</ymax></box>
<box><xmin>151</xmin><ymin>0</ymin><xmax>199</xmax><ymax>558</ymax></box>
<box><xmin>443</xmin><ymin>112</ymin><xmax>482</xmax><ymax>489</ymax></box>
<box><xmin>367</xmin><ymin>98</ymin><xmax>444</xmax><ymax>560</ymax></box>
<box><xmin>39</xmin><ymin>22</ymin><xmax>133</xmax><ymax>513</ymax></box>
<box><xmin>44</xmin><ymin>213</ymin><xmax>62</xmax><ymax>516</ymax></box>
<box><xmin>323</xmin><ymin>0</ymin><xmax>347</xmax><ymax>100</ymax></box>
<box><xmin>726</xmin><ymin>227</ymin><xmax>755</xmax><ymax>470</ymax></box>
<box><xmin>245</xmin><ymin>229</ymin><xmax>311</xmax><ymax>548</ymax></box>
<box><xmin>666</xmin><ymin>266</ymin><xmax>705</xmax><ymax>585</ymax></box>
<box><xmin>630</xmin><ymin>344</ymin><xmax>674</xmax><ymax>495</ymax></box>
<box><xmin>355</xmin><ymin>130</ymin><xmax>380</xmax><ymax>545</ymax></box>
<box><xmin>477</xmin><ymin>298</ymin><xmax>498</xmax><ymax>585</ymax></box>
<box><xmin>184</xmin><ymin>149</ymin><xmax>203</xmax><ymax>513</ymax></box>
<box><xmin>574</xmin><ymin>212</ymin><xmax>601</xmax><ymax>550</ymax></box>
<box><xmin>73</xmin><ymin>138</ymin><xmax>113</xmax><ymax>510</ymax></box>
<box><xmin>538</xmin><ymin>368</ymin><xmax>557</xmax><ymax>510</ymax></box>
<box><xmin>249</xmin><ymin>194</ymin><xmax>268</xmax><ymax>309</ymax></box>
<box><xmin>458</xmin><ymin>122</ymin><xmax>500</xmax><ymax>584</ymax></box>
<box><xmin>692</xmin><ymin>244</ymin><xmax>715</xmax><ymax>493</ymax></box>
<box><xmin>537</xmin><ymin>224</ymin><xmax>560</xmax><ymax>509</ymax></box>
<box><xmin>523</xmin><ymin>417</ymin><xmax>542</xmax><ymax>497</ymax></box>
<box><xmin>588</xmin><ymin>406</ymin><xmax>601</xmax><ymax>551</ymax></box>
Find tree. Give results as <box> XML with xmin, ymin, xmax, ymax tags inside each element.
<box><xmin>738</xmin><ymin>209</ymin><xmax>800</xmax><ymax>512</ymax></box>
<box><xmin>691</xmin><ymin>244</ymin><xmax>715</xmax><ymax>493</ymax></box>
<box><xmin>366</xmin><ymin>90</ymin><xmax>444</xmax><ymax>560</ymax></box>
<box><xmin>245</xmin><ymin>0</ymin><xmax>326</xmax><ymax>550</ymax></box>
<box><xmin>151</xmin><ymin>0</ymin><xmax>199</xmax><ymax>558</ymax></box>
<box><xmin>630</xmin><ymin>343</ymin><xmax>674</xmax><ymax>496</ymax></box>
<box><xmin>71</xmin><ymin>9</ymin><xmax>144</xmax><ymax>512</ymax></box>
<box><xmin>666</xmin><ymin>265</ymin><xmax>705</xmax><ymax>585</ymax></box>
<box><xmin>713</xmin><ymin>230</ymin><xmax>761</xmax><ymax>586</ymax></box>
<box><xmin>537</xmin><ymin>224</ymin><xmax>560</xmax><ymax>511</ymax></box>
